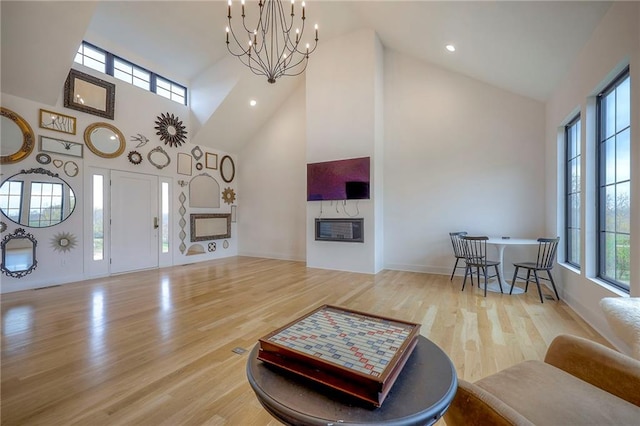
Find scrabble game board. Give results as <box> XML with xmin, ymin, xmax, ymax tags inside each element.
<box><xmin>257</xmin><ymin>305</ymin><xmax>421</xmax><ymax>407</ymax></box>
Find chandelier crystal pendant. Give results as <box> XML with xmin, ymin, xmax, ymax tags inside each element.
<box><xmin>226</xmin><ymin>0</ymin><xmax>319</xmax><ymax>83</ymax></box>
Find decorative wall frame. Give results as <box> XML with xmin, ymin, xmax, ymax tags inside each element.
<box><xmin>1</xmin><ymin>228</ymin><xmax>38</xmax><ymax>278</ymax></box>
<box><xmin>223</xmin><ymin>240</ymin><xmax>230</xmax><ymax>249</ymax></box>
<box><xmin>222</xmin><ymin>187</ymin><xmax>236</xmax><ymax>205</ymax></box>
<box><xmin>1</xmin><ymin>107</ymin><xmax>35</xmax><ymax>165</ymax></box>
<box><xmin>40</xmin><ymin>135</ymin><xmax>83</xmax><ymax>158</ymax></box>
<box><xmin>190</xmin><ymin>213</ymin><xmax>231</xmax><ymax>242</ymax></box>
<box><xmin>50</xmin><ymin>232</ymin><xmax>77</xmax><ymax>253</ymax></box>
<box><xmin>84</xmin><ymin>122</ymin><xmax>125</xmax><ymax>158</ymax></box>
<box><xmin>39</xmin><ymin>109</ymin><xmax>76</xmax><ymax>135</ymax></box>
<box><xmin>178</xmin><ymin>192</ymin><xmax>187</xmax><ymax>253</ymax></box>
<box><xmin>0</xmin><ymin>168</ymin><xmax>76</xmax><ymax>228</ymax></box>
<box><xmin>195</xmin><ymin>162</ymin><xmax>203</xmax><ymax>171</ymax></box>
<box><xmin>220</xmin><ymin>155</ymin><xmax>235</xmax><ymax>182</ymax></box>
<box><xmin>191</xmin><ymin>146</ymin><xmax>203</xmax><ymax>160</ymax></box>
<box><xmin>0</xmin><ymin>222</ymin><xmax>6</xmax><ymax>233</ymax></box>
<box><xmin>148</xmin><ymin>146</ymin><xmax>171</xmax><ymax>169</ymax></box>
<box><xmin>154</xmin><ymin>112</ymin><xmax>187</xmax><ymax>147</ymax></box>
<box><xmin>64</xmin><ymin>69</ymin><xmax>115</xmax><ymax>119</ymax></box>
<box><xmin>189</xmin><ymin>173</ymin><xmax>220</xmax><ymax>208</ymax></box>
<box><xmin>128</xmin><ymin>151</ymin><xmax>143</xmax><ymax>165</ymax></box>
<box><xmin>53</xmin><ymin>159</ymin><xmax>63</xmax><ymax>168</ymax></box>
<box><xmin>36</xmin><ymin>153</ymin><xmax>52</xmax><ymax>165</ymax></box>
<box><xmin>205</xmin><ymin>152</ymin><xmax>218</xmax><ymax>170</ymax></box>
<box><xmin>177</xmin><ymin>153</ymin><xmax>192</xmax><ymax>176</ymax></box>
<box><xmin>63</xmin><ymin>161</ymin><xmax>79</xmax><ymax>178</ymax></box>
<box><xmin>186</xmin><ymin>244</ymin><xmax>205</xmax><ymax>256</ymax></box>
<box><xmin>208</xmin><ymin>242</ymin><xmax>217</xmax><ymax>252</ymax></box>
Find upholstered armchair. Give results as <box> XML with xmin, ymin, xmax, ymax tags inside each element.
<box><xmin>444</xmin><ymin>334</ymin><xmax>640</xmax><ymax>425</ymax></box>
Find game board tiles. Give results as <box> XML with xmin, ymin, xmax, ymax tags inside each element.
<box><xmin>257</xmin><ymin>305</ymin><xmax>421</xmax><ymax>407</ymax></box>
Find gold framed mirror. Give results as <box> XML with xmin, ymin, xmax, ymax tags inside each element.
<box><xmin>1</xmin><ymin>107</ymin><xmax>35</xmax><ymax>165</ymax></box>
<box><xmin>64</xmin><ymin>69</ymin><xmax>115</xmax><ymax>119</ymax></box>
<box><xmin>84</xmin><ymin>122</ymin><xmax>125</xmax><ymax>158</ymax></box>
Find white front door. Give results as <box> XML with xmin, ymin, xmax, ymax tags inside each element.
<box><xmin>110</xmin><ymin>170</ymin><xmax>159</xmax><ymax>274</ymax></box>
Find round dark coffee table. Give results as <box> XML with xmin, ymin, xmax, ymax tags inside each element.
<box><xmin>246</xmin><ymin>335</ymin><xmax>457</xmax><ymax>425</ymax></box>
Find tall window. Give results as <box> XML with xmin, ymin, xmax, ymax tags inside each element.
<box><xmin>93</xmin><ymin>175</ymin><xmax>104</xmax><ymax>261</ymax></box>
<box><xmin>565</xmin><ymin>115</ymin><xmax>581</xmax><ymax>268</ymax></box>
<box><xmin>597</xmin><ymin>68</ymin><xmax>630</xmax><ymax>291</ymax></box>
<box><xmin>74</xmin><ymin>41</ymin><xmax>187</xmax><ymax>105</ymax></box>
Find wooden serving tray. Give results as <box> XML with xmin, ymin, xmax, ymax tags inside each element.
<box><xmin>257</xmin><ymin>305</ymin><xmax>421</xmax><ymax>407</ymax></box>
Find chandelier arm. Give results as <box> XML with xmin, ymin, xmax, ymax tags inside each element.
<box><xmin>225</xmin><ymin>0</ymin><xmax>318</xmax><ymax>83</ymax></box>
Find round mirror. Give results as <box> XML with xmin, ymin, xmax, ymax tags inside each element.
<box><xmin>1</xmin><ymin>107</ymin><xmax>35</xmax><ymax>164</ymax></box>
<box><xmin>220</xmin><ymin>155</ymin><xmax>235</xmax><ymax>183</ymax></box>
<box><xmin>0</xmin><ymin>168</ymin><xmax>76</xmax><ymax>228</ymax></box>
<box><xmin>84</xmin><ymin>122</ymin><xmax>125</xmax><ymax>158</ymax></box>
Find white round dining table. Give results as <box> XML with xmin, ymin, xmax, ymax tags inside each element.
<box><xmin>485</xmin><ymin>237</ymin><xmax>539</xmax><ymax>294</ymax></box>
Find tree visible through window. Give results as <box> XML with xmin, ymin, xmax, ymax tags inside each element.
<box><xmin>597</xmin><ymin>68</ymin><xmax>630</xmax><ymax>290</ymax></box>
<box><xmin>565</xmin><ymin>115</ymin><xmax>581</xmax><ymax>268</ymax></box>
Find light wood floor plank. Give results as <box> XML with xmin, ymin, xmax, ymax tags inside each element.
<box><xmin>1</xmin><ymin>256</ymin><xmax>607</xmax><ymax>425</ymax></box>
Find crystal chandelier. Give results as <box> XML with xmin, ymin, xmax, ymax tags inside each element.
<box><xmin>226</xmin><ymin>0</ymin><xmax>319</xmax><ymax>83</ymax></box>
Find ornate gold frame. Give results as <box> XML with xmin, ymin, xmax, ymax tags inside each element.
<box><xmin>84</xmin><ymin>122</ymin><xmax>126</xmax><ymax>158</ymax></box>
<box><xmin>1</xmin><ymin>107</ymin><xmax>35</xmax><ymax>164</ymax></box>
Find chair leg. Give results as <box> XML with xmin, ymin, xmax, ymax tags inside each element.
<box><xmin>533</xmin><ymin>269</ymin><xmax>544</xmax><ymax>303</ymax></box>
<box><xmin>524</xmin><ymin>269</ymin><xmax>531</xmax><ymax>293</ymax></box>
<box><xmin>483</xmin><ymin>267</ymin><xmax>488</xmax><ymax>297</ymax></box>
<box><xmin>548</xmin><ymin>270</ymin><xmax>560</xmax><ymax>301</ymax></box>
<box><xmin>495</xmin><ymin>265</ymin><xmax>503</xmax><ymax>293</ymax></box>
<box><xmin>450</xmin><ymin>258</ymin><xmax>459</xmax><ymax>281</ymax></box>
<box><xmin>462</xmin><ymin>265</ymin><xmax>469</xmax><ymax>291</ymax></box>
<box><xmin>510</xmin><ymin>266</ymin><xmax>518</xmax><ymax>295</ymax></box>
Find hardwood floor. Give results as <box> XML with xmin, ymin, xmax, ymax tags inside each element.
<box><xmin>1</xmin><ymin>256</ymin><xmax>606</xmax><ymax>425</ymax></box>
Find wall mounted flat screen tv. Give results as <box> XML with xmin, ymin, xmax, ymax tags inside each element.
<box><xmin>307</xmin><ymin>157</ymin><xmax>370</xmax><ymax>201</ymax></box>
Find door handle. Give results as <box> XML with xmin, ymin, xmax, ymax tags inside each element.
<box><xmin>154</xmin><ymin>217</ymin><xmax>159</xmax><ymax>229</ymax></box>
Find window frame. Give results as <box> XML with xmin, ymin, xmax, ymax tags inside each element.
<box><xmin>74</xmin><ymin>41</ymin><xmax>187</xmax><ymax>106</ymax></box>
<box><xmin>564</xmin><ymin>114</ymin><xmax>581</xmax><ymax>269</ymax></box>
<box><xmin>596</xmin><ymin>66</ymin><xmax>631</xmax><ymax>291</ymax></box>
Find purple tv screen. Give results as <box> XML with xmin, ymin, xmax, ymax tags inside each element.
<box><xmin>307</xmin><ymin>157</ymin><xmax>370</xmax><ymax>201</ymax></box>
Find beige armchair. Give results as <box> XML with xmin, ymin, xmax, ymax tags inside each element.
<box><xmin>444</xmin><ymin>334</ymin><xmax>640</xmax><ymax>425</ymax></box>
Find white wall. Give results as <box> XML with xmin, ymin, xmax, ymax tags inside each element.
<box><xmin>238</xmin><ymin>82</ymin><xmax>307</xmax><ymax>261</ymax></box>
<box><xmin>1</xmin><ymin>65</ymin><xmax>238</xmax><ymax>293</ymax></box>
<box><xmin>305</xmin><ymin>29</ymin><xmax>384</xmax><ymax>274</ymax></box>
<box><xmin>383</xmin><ymin>50</ymin><xmax>546</xmax><ymax>275</ymax></box>
<box><xmin>544</xmin><ymin>1</ymin><xmax>639</xmax><ymax>352</ymax></box>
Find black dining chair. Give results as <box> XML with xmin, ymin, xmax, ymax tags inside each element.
<box><xmin>461</xmin><ymin>236</ymin><xmax>502</xmax><ymax>297</ymax></box>
<box><xmin>509</xmin><ymin>237</ymin><xmax>560</xmax><ymax>303</ymax></box>
<box><xmin>449</xmin><ymin>232</ymin><xmax>468</xmax><ymax>281</ymax></box>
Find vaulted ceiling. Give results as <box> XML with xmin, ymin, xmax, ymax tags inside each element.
<box><xmin>1</xmin><ymin>1</ymin><xmax>612</xmax><ymax>152</ymax></box>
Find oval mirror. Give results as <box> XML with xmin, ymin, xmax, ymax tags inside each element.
<box><xmin>148</xmin><ymin>146</ymin><xmax>171</xmax><ymax>169</ymax></box>
<box><xmin>1</xmin><ymin>107</ymin><xmax>35</xmax><ymax>164</ymax></box>
<box><xmin>1</xmin><ymin>228</ymin><xmax>38</xmax><ymax>278</ymax></box>
<box><xmin>220</xmin><ymin>155</ymin><xmax>235</xmax><ymax>183</ymax></box>
<box><xmin>0</xmin><ymin>168</ymin><xmax>76</xmax><ymax>228</ymax></box>
<box><xmin>84</xmin><ymin>122</ymin><xmax>125</xmax><ymax>158</ymax></box>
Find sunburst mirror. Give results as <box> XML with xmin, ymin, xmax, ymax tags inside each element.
<box><xmin>154</xmin><ymin>112</ymin><xmax>187</xmax><ymax>147</ymax></box>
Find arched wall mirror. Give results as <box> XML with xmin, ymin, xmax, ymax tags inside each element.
<box><xmin>220</xmin><ymin>155</ymin><xmax>235</xmax><ymax>183</ymax></box>
<box><xmin>84</xmin><ymin>122</ymin><xmax>125</xmax><ymax>158</ymax></box>
<box><xmin>1</xmin><ymin>228</ymin><xmax>38</xmax><ymax>278</ymax></box>
<box><xmin>0</xmin><ymin>168</ymin><xmax>76</xmax><ymax>228</ymax></box>
<box><xmin>1</xmin><ymin>107</ymin><xmax>35</xmax><ymax>164</ymax></box>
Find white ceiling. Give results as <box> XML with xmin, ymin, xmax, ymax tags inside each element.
<box><xmin>85</xmin><ymin>0</ymin><xmax>612</xmax><ymax>101</ymax></box>
<box><xmin>1</xmin><ymin>1</ymin><xmax>612</xmax><ymax>152</ymax></box>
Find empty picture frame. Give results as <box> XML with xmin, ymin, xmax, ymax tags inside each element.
<box><xmin>190</xmin><ymin>213</ymin><xmax>231</xmax><ymax>241</ymax></box>
<box><xmin>64</xmin><ymin>69</ymin><xmax>115</xmax><ymax>119</ymax></box>
<box><xmin>205</xmin><ymin>152</ymin><xmax>218</xmax><ymax>170</ymax></box>
<box><xmin>39</xmin><ymin>109</ymin><xmax>76</xmax><ymax>135</ymax></box>
<box><xmin>177</xmin><ymin>152</ymin><xmax>192</xmax><ymax>176</ymax></box>
<box><xmin>39</xmin><ymin>135</ymin><xmax>83</xmax><ymax>158</ymax></box>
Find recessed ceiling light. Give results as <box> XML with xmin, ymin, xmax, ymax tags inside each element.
<box><xmin>249</xmin><ymin>99</ymin><xmax>257</xmax><ymax>107</ymax></box>
<box><xmin>445</xmin><ymin>44</ymin><xmax>456</xmax><ymax>52</ymax></box>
